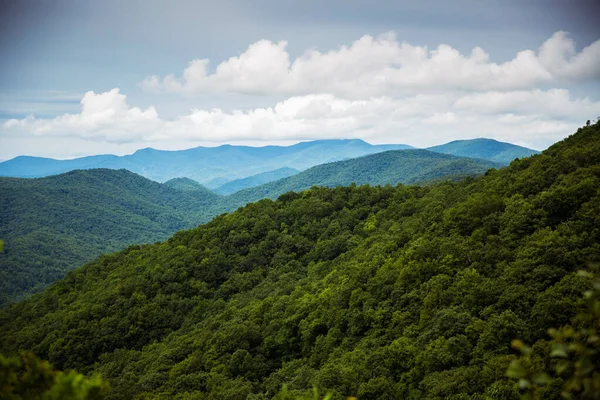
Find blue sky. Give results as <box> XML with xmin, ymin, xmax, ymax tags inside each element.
<box><xmin>1</xmin><ymin>0</ymin><xmax>599</xmax><ymax>160</ymax></box>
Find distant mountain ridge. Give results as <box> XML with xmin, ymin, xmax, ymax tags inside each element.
<box><xmin>0</xmin><ymin>139</ymin><xmax>413</xmax><ymax>186</ymax></box>
<box><xmin>426</xmin><ymin>138</ymin><xmax>539</xmax><ymax>164</ymax></box>
<box><xmin>214</xmin><ymin>167</ymin><xmax>299</xmax><ymax>195</ymax></box>
<box><xmin>0</xmin><ymin>138</ymin><xmax>539</xmax><ymax>187</ymax></box>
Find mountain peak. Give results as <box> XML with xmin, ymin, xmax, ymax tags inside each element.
<box><xmin>426</xmin><ymin>137</ymin><xmax>539</xmax><ymax>165</ymax></box>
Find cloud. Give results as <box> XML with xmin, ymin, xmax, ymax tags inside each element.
<box><xmin>141</xmin><ymin>31</ymin><xmax>600</xmax><ymax>97</ymax></box>
<box><xmin>453</xmin><ymin>89</ymin><xmax>600</xmax><ymax>118</ymax></box>
<box><xmin>538</xmin><ymin>31</ymin><xmax>600</xmax><ymax>81</ymax></box>
<box><xmin>4</xmin><ymin>89</ymin><xmax>160</xmax><ymax>143</ymax></box>
<box><xmin>4</xmin><ymin>88</ymin><xmax>600</xmax><ymax>150</ymax></box>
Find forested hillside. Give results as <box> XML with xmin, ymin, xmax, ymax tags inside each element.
<box><xmin>222</xmin><ymin>149</ymin><xmax>501</xmax><ymax>207</ymax></box>
<box><xmin>0</xmin><ymin>169</ymin><xmax>220</xmax><ymax>306</ymax></box>
<box><xmin>1</xmin><ymin>123</ymin><xmax>598</xmax><ymax>399</ymax></box>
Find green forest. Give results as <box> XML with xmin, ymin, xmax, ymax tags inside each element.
<box><xmin>1</xmin><ymin>123</ymin><xmax>599</xmax><ymax>399</ymax></box>
<box><xmin>0</xmin><ymin>149</ymin><xmax>498</xmax><ymax>307</ymax></box>
<box><xmin>0</xmin><ymin>169</ymin><xmax>219</xmax><ymax>307</ymax></box>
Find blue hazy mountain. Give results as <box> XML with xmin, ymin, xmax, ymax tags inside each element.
<box><xmin>426</xmin><ymin>138</ymin><xmax>539</xmax><ymax>164</ymax></box>
<box><xmin>0</xmin><ymin>140</ymin><xmax>413</xmax><ymax>186</ymax></box>
<box><xmin>214</xmin><ymin>167</ymin><xmax>299</xmax><ymax>195</ymax></box>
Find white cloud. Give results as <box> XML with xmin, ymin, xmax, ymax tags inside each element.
<box><xmin>4</xmin><ymin>89</ymin><xmax>160</xmax><ymax>143</ymax></box>
<box><xmin>141</xmin><ymin>31</ymin><xmax>600</xmax><ymax>97</ymax></box>
<box><xmin>4</xmin><ymin>88</ymin><xmax>599</xmax><ymax>151</ymax></box>
<box><xmin>453</xmin><ymin>89</ymin><xmax>600</xmax><ymax>118</ymax></box>
<box><xmin>4</xmin><ymin>31</ymin><xmax>599</xmax><ymax>159</ymax></box>
<box><xmin>538</xmin><ymin>31</ymin><xmax>600</xmax><ymax>81</ymax></box>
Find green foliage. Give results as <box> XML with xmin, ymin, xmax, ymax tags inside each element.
<box><xmin>273</xmin><ymin>385</ymin><xmax>333</xmax><ymax>400</ymax></box>
<box><xmin>0</xmin><ymin>122</ymin><xmax>599</xmax><ymax>399</ymax></box>
<box><xmin>507</xmin><ymin>269</ymin><xmax>600</xmax><ymax>399</ymax></box>
<box><xmin>0</xmin><ymin>352</ymin><xmax>108</xmax><ymax>399</ymax></box>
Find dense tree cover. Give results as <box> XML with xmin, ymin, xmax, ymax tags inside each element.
<box><xmin>0</xmin><ymin>352</ymin><xmax>108</xmax><ymax>399</ymax></box>
<box><xmin>221</xmin><ymin>149</ymin><xmax>501</xmax><ymax>208</ymax></box>
<box><xmin>426</xmin><ymin>138</ymin><xmax>540</xmax><ymax>165</ymax></box>
<box><xmin>507</xmin><ymin>270</ymin><xmax>600</xmax><ymax>399</ymax></box>
<box><xmin>0</xmin><ymin>169</ymin><xmax>220</xmax><ymax>306</ymax></box>
<box><xmin>0</xmin><ymin>123</ymin><xmax>598</xmax><ymax>399</ymax></box>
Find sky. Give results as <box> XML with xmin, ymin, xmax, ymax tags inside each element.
<box><xmin>0</xmin><ymin>0</ymin><xmax>599</xmax><ymax>160</ymax></box>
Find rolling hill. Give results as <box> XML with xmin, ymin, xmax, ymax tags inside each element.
<box><xmin>222</xmin><ymin>149</ymin><xmax>502</xmax><ymax>208</ymax></box>
<box><xmin>163</xmin><ymin>177</ymin><xmax>215</xmax><ymax>193</ymax></box>
<box><xmin>0</xmin><ymin>140</ymin><xmax>413</xmax><ymax>186</ymax></box>
<box><xmin>426</xmin><ymin>138</ymin><xmax>539</xmax><ymax>164</ymax></box>
<box><xmin>0</xmin><ymin>123</ymin><xmax>598</xmax><ymax>399</ymax></box>
<box><xmin>0</xmin><ymin>169</ymin><xmax>220</xmax><ymax>307</ymax></box>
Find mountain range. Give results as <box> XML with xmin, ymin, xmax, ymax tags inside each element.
<box><xmin>0</xmin><ymin>140</ymin><xmax>412</xmax><ymax>186</ymax></box>
<box><xmin>0</xmin><ymin>123</ymin><xmax>596</xmax><ymax>399</ymax></box>
<box><xmin>213</xmin><ymin>168</ymin><xmax>300</xmax><ymax>195</ymax></box>
<box><xmin>0</xmin><ymin>138</ymin><xmax>538</xmax><ymax>188</ymax></box>
<box><xmin>221</xmin><ymin>149</ymin><xmax>503</xmax><ymax>209</ymax></box>
<box><xmin>0</xmin><ymin>148</ymin><xmax>502</xmax><ymax>306</ymax></box>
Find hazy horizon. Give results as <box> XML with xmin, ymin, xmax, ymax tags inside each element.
<box><xmin>1</xmin><ymin>0</ymin><xmax>598</xmax><ymax>160</ymax></box>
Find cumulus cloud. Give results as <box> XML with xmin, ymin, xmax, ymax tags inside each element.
<box><xmin>4</xmin><ymin>88</ymin><xmax>600</xmax><ymax>149</ymax></box>
<box><xmin>5</xmin><ymin>89</ymin><xmax>160</xmax><ymax>143</ymax></box>
<box><xmin>141</xmin><ymin>31</ymin><xmax>600</xmax><ymax>97</ymax></box>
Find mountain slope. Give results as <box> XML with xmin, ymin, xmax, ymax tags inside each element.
<box><xmin>0</xmin><ymin>169</ymin><xmax>220</xmax><ymax>306</ymax></box>
<box><xmin>2</xmin><ymin>124</ymin><xmax>597</xmax><ymax>398</ymax></box>
<box><xmin>427</xmin><ymin>138</ymin><xmax>539</xmax><ymax>164</ymax></box>
<box><xmin>214</xmin><ymin>168</ymin><xmax>299</xmax><ymax>195</ymax></box>
<box><xmin>0</xmin><ymin>140</ymin><xmax>413</xmax><ymax>185</ymax></box>
<box><xmin>223</xmin><ymin>149</ymin><xmax>502</xmax><ymax>207</ymax></box>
